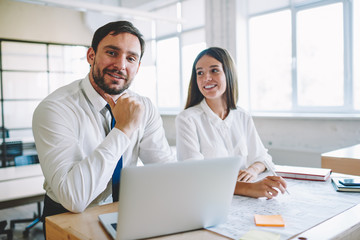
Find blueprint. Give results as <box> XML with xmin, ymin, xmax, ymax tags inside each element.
<box><xmin>207</xmin><ymin>176</ymin><xmax>360</xmax><ymax>239</ymax></box>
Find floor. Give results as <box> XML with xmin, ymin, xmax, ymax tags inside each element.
<box><xmin>0</xmin><ymin>203</ymin><xmax>44</xmax><ymax>240</ymax></box>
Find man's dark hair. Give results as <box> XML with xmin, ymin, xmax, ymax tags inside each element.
<box><xmin>91</xmin><ymin>21</ymin><xmax>145</xmax><ymax>59</ymax></box>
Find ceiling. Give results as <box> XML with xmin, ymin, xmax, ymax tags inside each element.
<box><xmin>11</xmin><ymin>0</ymin><xmax>181</xmax><ymax>23</ymax></box>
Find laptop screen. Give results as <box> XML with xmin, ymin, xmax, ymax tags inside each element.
<box><xmin>99</xmin><ymin>157</ymin><xmax>241</xmax><ymax>240</ymax></box>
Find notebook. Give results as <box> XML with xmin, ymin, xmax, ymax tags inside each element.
<box><xmin>98</xmin><ymin>157</ymin><xmax>241</xmax><ymax>240</ymax></box>
<box><xmin>331</xmin><ymin>177</ymin><xmax>360</xmax><ymax>192</ymax></box>
<box><xmin>275</xmin><ymin>165</ymin><xmax>332</xmax><ymax>181</ymax></box>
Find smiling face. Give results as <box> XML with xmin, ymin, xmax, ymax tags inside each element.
<box><xmin>87</xmin><ymin>32</ymin><xmax>141</xmax><ymax>97</ymax></box>
<box><xmin>195</xmin><ymin>55</ymin><xmax>227</xmax><ymax>103</ymax></box>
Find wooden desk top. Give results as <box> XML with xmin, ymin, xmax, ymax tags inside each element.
<box><xmin>322</xmin><ymin>144</ymin><xmax>360</xmax><ymax>159</ymax></box>
<box><xmin>46</xmin><ymin>201</ymin><xmax>360</xmax><ymax>240</ymax></box>
<box><xmin>321</xmin><ymin>144</ymin><xmax>360</xmax><ymax>175</ymax></box>
<box><xmin>46</xmin><ymin>202</ymin><xmax>228</xmax><ymax>240</ymax></box>
<box><xmin>45</xmin><ymin>168</ymin><xmax>360</xmax><ymax>240</ymax></box>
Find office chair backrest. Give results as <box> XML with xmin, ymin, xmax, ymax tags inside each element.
<box><xmin>0</xmin><ymin>127</ymin><xmax>9</xmax><ymax>138</ymax></box>
<box><xmin>0</xmin><ymin>141</ymin><xmax>23</xmax><ymax>157</ymax></box>
<box><xmin>14</xmin><ymin>155</ymin><xmax>39</xmax><ymax>166</ymax></box>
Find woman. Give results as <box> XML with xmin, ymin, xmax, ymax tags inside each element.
<box><xmin>176</xmin><ymin>47</ymin><xmax>287</xmax><ymax>199</ymax></box>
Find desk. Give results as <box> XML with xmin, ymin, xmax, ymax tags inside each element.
<box><xmin>46</xmin><ymin>202</ymin><xmax>229</xmax><ymax>240</ymax></box>
<box><xmin>0</xmin><ymin>176</ymin><xmax>45</xmax><ymax>210</ymax></box>
<box><xmin>0</xmin><ymin>164</ymin><xmax>45</xmax><ymax>210</ymax></box>
<box><xmin>322</xmin><ymin>144</ymin><xmax>360</xmax><ymax>176</ymax></box>
<box><xmin>46</xmin><ymin>176</ymin><xmax>360</xmax><ymax>240</ymax></box>
<box><xmin>0</xmin><ymin>164</ymin><xmax>42</xmax><ymax>182</ymax></box>
<box><xmin>0</xmin><ymin>163</ymin><xmax>45</xmax><ymax>237</ymax></box>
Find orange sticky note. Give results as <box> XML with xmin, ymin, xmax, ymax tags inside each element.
<box><xmin>254</xmin><ymin>214</ymin><xmax>285</xmax><ymax>227</ymax></box>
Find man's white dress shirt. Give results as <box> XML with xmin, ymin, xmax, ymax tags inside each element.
<box><xmin>33</xmin><ymin>75</ymin><xmax>174</xmax><ymax>212</ymax></box>
<box><xmin>175</xmin><ymin>99</ymin><xmax>272</xmax><ymax>170</ymax></box>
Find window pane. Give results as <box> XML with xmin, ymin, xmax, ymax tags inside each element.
<box><xmin>140</xmin><ymin>40</ymin><xmax>155</xmax><ymax>66</ymax></box>
<box><xmin>130</xmin><ymin>40</ymin><xmax>157</xmax><ymax>105</ymax></box>
<box><xmin>354</xmin><ymin>0</ymin><xmax>360</xmax><ymax>110</ymax></box>
<box><xmin>181</xmin><ymin>43</ymin><xmax>206</xmax><ymax>106</ymax></box>
<box><xmin>4</xmin><ymin>101</ymin><xmax>40</xmax><ymax>129</ymax></box>
<box><xmin>9</xmin><ymin>129</ymin><xmax>34</xmax><ymax>140</ymax></box>
<box><xmin>157</xmin><ymin>37</ymin><xmax>180</xmax><ymax>108</ymax></box>
<box><xmin>131</xmin><ymin>66</ymin><xmax>157</xmax><ymax>105</ymax></box>
<box><xmin>297</xmin><ymin>3</ymin><xmax>344</xmax><ymax>107</ymax></box>
<box><xmin>248</xmin><ymin>0</ymin><xmax>289</xmax><ymax>15</ymax></box>
<box><xmin>3</xmin><ymin>72</ymin><xmax>48</xmax><ymax>99</ymax></box>
<box><xmin>182</xmin><ymin>0</ymin><xmax>205</xmax><ymax>30</ymax></box>
<box><xmin>49</xmin><ymin>73</ymin><xmax>81</xmax><ymax>93</ymax></box>
<box><xmin>1</xmin><ymin>42</ymin><xmax>47</xmax><ymax>71</ymax></box>
<box><xmin>0</xmin><ymin>104</ymin><xmax>2</xmax><ymax>127</ymax></box>
<box><xmin>132</xmin><ymin>19</ymin><xmax>153</xmax><ymax>40</ymax></box>
<box><xmin>181</xmin><ymin>29</ymin><xmax>206</xmax><ymax>107</ymax></box>
<box><xmin>249</xmin><ymin>10</ymin><xmax>292</xmax><ymax>111</ymax></box>
<box><xmin>49</xmin><ymin>45</ymin><xmax>88</xmax><ymax>73</ymax></box>
<box><xmin>154</xmin><ymin>4</ymin><xmax>178</xmax><ymax>38</ymax></box>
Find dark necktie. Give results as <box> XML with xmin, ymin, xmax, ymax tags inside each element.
<box><xmin>105</xmin><ymin>104</ymin><xmax>123</xmax><ymax>202</ymax></box>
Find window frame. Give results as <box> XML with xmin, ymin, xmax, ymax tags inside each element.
<box><xmin>0</xmin><ymin>38</ymin><xmax>89</xmax><ymax>140</ymax></box>
<box><xmin>246</xmin><ymin>0</ymin><xmax>357</xmax><ymax>115</ymax></box>
<box><xmin>132</xmin><ymin>0</ymin><xmax>206</xmax><ymax>114</ymax></box>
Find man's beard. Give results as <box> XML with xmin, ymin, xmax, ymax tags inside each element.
<box><xmin>92</xmin><ymin>64</ymin><xmax>131</xmax><ymax>95</ymax></box>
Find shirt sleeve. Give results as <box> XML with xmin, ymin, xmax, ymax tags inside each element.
<box><xmin>175</xmin><ymin>113</ymin><xmax>204</xmax><ymax>161</ymax></box>
<box><xmin>137</xmin><ymin>98</ymin><xmax>175</xmax><ymax>164</ymax></box>
<box><xmin>245</xmin><ymin>115</ymin><xmax>274</xmax><ymax>169</ymax></box>
<box><xmin>32</xmin><ymin>101</ymin><xmax>130</xmax><ymax>213</ymax></box>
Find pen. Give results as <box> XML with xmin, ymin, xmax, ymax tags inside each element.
<box><xmin>264</xmin><ymin>159</ymin><xmax>290</xmax><ymax>195</ymax></box>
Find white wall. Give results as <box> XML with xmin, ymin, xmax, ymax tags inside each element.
<box><xmin>254</xmin><ymin>117</ymin><xmax>360</xmax><ymax>167</ymax></box>
<box><xmin>162</xmin><ymin>114</ymin><xmax>360</xmax><ymax>167</ymax></box>
<box><xmin>0</xmin><ymin>0</ymin><xmax>92</xmax><ymax>45</ymax></box>
<box><xmin>162</xmin><ymin>115</ymin><xmax>177</xmax><ymax>146</ymax></box>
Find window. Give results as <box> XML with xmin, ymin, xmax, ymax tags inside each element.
<box><xmin>296</xmin><ymin>3</ymin><xmax>343</xmax><ymax>107</ymax></box>
<box><xmin>0</xmin><ymin>0</ymin><xmax>206</xmax><ymax>153</ymax></box>
<box><xmin>354</xmin><ymin>0</ymin><xmax>360</xmax><ymax>110</ymax></box>
<box><xmin>0</xmin><ymin>40</ymin><xmax>88</xmax><ymax>140</ymax></box>
<box><xmin>130</xmin><ymin>0</ymin><xmax>206</xmax><ymax>112</ymax></box>
<box><xmin>181</xmin><ymin>34</ymin><xmax>207</xmax><ymax>104</ymax></box>
<box><xmin>249</xmin><ymin>10</ymin><xmax>292</xmax><ymax>111</ymax></box>
<box><xmin>157</xmin><ymin>37</ymin><xmax>181</xmax><ymax>108</ymax></box>
<box><xmin>247</xmin><ymin>0</ymin><xmax>358</xmax><ymax>114</ymax></box>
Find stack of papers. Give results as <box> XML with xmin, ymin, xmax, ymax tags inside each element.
<box><xmin>331</xmin><ymin>178</ymin><xmax>360</xmax><ymax>192</ymax></box>
<box><xmin>275</xmin><ymin>165</ymin><xmax>332</xmax><ymax>181</ymax></box>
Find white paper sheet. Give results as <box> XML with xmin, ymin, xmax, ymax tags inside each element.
<box><xmin>207</xmin><ymin>177</ymin><xmax>360</xmax><ymax>240</ymax></box>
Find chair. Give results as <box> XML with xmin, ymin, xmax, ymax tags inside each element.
<box><xmin>3</xmin><ymin>141</ymin><xmax>23</xmax><ymax>157</ymax></box>
<box><xmin>0</xmin><ymin>140</ymin><xmax>23</xmax><ymax>167</ymax></box>
<box><xmin>0</xmin><ymin>220</ymin><xmax>13</xmax><ymax>240</ymax></box>
<box><xmin>9</xmin><ymin>154</ymin><xmax>42</xmax><ymax>237</ymax></box>
<box><xmin>13</xmin><ymin>154</ymin><xmax>39</xmax><ymax>166</ymax></box>
<box><xmin>0</xmin><ymin>127</ymin><xmax>9</xmax><ymax>138</ymax></box>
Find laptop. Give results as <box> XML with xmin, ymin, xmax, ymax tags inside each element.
<box><xmin>99</xmin><ymin>157</ymin><xmax>241</xmax><ymax>240</ymax></box>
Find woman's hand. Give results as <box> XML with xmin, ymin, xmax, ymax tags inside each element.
<box><xmin>237</xmin><ymin>169</ymin><xmax>258</xmax><ymax>182</ymax></box>
<box><xmin>234</xmin><ymin>176</ymin><xmax>288</xmax><ymax>199</ymax></box>
<box><xmin>237</xmin><ymin>162</ymin><xmax>266</xmax><ymax>182</ymax></box>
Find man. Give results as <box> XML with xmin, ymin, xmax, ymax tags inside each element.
<box><xmin>32</xmin><ymin>21</ymin><xmax>174</xmax><ymax>222</ymax></box>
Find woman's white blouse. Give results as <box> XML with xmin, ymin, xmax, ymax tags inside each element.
<box><xmin>175</xmin><ymin>99</ymin><xmax>273</xmax><ymax>170</ymax></box>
